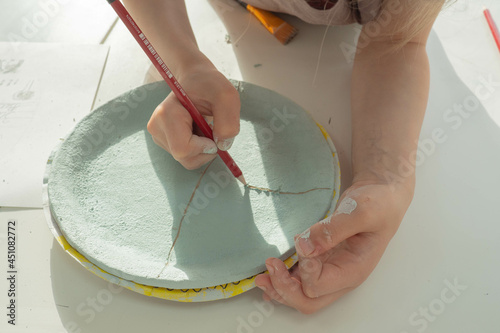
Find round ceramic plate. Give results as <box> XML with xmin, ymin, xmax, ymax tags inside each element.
<box><xmin>43</xmin><ymin>80</ymin><xmax>340</xmax><ymax>302</ymax></box>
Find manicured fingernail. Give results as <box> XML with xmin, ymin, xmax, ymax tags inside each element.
<box><xmin>202</xmin><ymin>143</ymin><xmax>218</xmax><ymax>155</ymax></box>
<box><xmin>295</xmin><ymin>236</ymin><xmax>315</xmax><ymax>257</ymax></box>
<box><xmin>266</xmin><ymin>263</ymin><xmax>275</xmax><ymax>275</ymax></box>
<box><xmin>214</xmin><ymin>136</ymin><xmax>234</xmax><ymax>151</ymax></box>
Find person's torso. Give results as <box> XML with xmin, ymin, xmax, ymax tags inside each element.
<box><xmin>243</xmin><ymin>0</ymin><xmax>382</xmax><ymax>25</ymax></box>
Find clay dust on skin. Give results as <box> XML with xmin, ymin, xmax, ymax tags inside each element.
<box><xmin>299</xmin><ymin>228</ymin><xmax>311</xmax><ymax>239</ymax></box>
<box><xmin>293</xmin><ymin>228</ymin><xmax>313</xmax><ymax>257</ymax></box>
<box><xmin>295</xmin><ymin>196</ymin><xmax>358</xmax><ymax>248</ymax></box>
<box><xmin>319</xmin><ymin>197</ymin><xmax>357</xmax><ymax>225</ymax></box>
<box><xmin>295</xmin><ymin>198</ymin><xmax>359</xmax><ymax>254</ymax></box>
<box><xmin>335</xmin><ymin>197</ymin><xmax>357</xmax><ymax>215</ymax></box>
<box><xmin>293</xmin><ymin>197</ymin><xmax>359</xmax><ymax>255</ymax></box>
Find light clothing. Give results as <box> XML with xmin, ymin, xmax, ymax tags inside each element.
<box><xmin>243</xmin><ymin>0</ymin><xmax>382</xmax><ymax>25</ymax></box>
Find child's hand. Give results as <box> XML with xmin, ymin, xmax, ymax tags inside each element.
<box><xmin>254</xmin><ymin>180</ymin><xmax>413</xmax><ymax>314</ymax></box>
<box><xmin>147</xmin><ymin>63</ymin><xmax>240</xmax><ymax>170</ymax></box>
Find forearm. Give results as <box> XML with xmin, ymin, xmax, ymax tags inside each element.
<box><xmin>122</xmin><ymin>0</ymin><xmax>212</xmax><ymax>77</ymax></box>
<box><xmin>350</xmin><ymin>41</ymin><xmax>430</xmax><ymax>192</ymax></box>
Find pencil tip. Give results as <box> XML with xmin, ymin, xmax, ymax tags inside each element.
<box><xmin>237</xmin><ymin>175</ymin><xmax>247</xmax><ymax>185</ymax></box>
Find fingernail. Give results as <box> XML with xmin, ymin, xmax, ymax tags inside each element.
<box><xmin>257</xmin><ymin>285</ymin><xmax>267</xmax><ymax>292</ymax></box>
<box><xmin>295</xmin><ymin>237</ymin><xmax>315</xmax><ymax>257</ymax></box>
<box><xmin>266</xmin><ymin>263</ymin><xmax>275</xmax><ymax>275</ymax></box>
<box><xmin>214</xmin><ymin>136</ymin><xmax>234</xmax><ymax>151</ymax></box>
<box><xmin>202</xmin><ymin>143</ymin><xmax>218</xmax><ymax>155</ymax></box>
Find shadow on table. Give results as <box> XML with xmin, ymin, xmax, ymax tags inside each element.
<box><xmin>49</xmin><ymin>238</ymin><xmax>302</xmax><ymax>333</ymax></box>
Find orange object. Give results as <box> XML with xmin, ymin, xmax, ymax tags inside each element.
<box><xmin>237</xmin><ymin>1</ymin><xmax>298</xmax><ymax>45</ymax></box>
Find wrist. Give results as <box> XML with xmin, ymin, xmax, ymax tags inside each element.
<box><xmin>353</xmin><ymin>169</ymin><xmax>415</xmax><ymax>188</ymax></box>
<box><xmin>352</xmin><ymin>162</ymin><xmax>416</xmax><ymax>198</ymax></box>
<box><xmin>160</xmin><ymin>44</ymin><xmax>208</xmax><ymax>77</ymax></box>
<box><xmin>173</xmin><ymin>50</ymin><xmax>216</xmax><ymax>81</ymax></box>
<box><xmin>351</xmin><ymin>138</ymin><xmax>418</xmax><ymax>193</ymax></box>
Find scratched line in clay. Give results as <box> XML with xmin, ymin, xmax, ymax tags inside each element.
<box><xmin>245</xmin><ymin>184</ymin><xmax>331</xmax><ymax>195</ymax></box>
<box><xmin>157</xmin><ymin>159</ymin><xmax>216</xmax><ymax>278</ymax></box>
<box><xmin>157</xmin><ymin>169</ymin><xmax>331</xmax><ymax>278</ymax></box>
<box><xmin>47</xmin><ymin>80</ymin><xmax>338</xmax><ymax>290</ymax></box>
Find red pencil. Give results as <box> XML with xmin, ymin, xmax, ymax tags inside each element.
<box><xmin>106</xmin><ymin>0</ymin><xmax>246</xmax><ymax>184</ymax></box>
<box><xmin>483</xmin><ymin>7</ymin><xmax>500</xmax><ymax>53</ymax></box>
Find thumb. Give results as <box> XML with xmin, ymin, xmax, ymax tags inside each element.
<box><xmin>294</xmin><ymin>198</ymin><xmax>365</xmax><ymax>257</ymax></box>
<box><xmin>210</xmin><ymin>85</ymin><xmax>240</xmax><ymax>151</ymax></box>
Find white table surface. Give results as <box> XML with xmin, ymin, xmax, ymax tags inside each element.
<box><xmin>1</xmin><ymin>0</ymin><xmax>500</xmax><ymax>332</ymax></box>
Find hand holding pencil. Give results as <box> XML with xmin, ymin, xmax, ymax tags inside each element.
<box><xmin>110</xmin><ymin>0</ymin><xmax>245</xmax><ymax>183</ymax></box>
<box><xmin>147</xmin><ymin>65</ymin><xmax>242</xmax><ymax>171</ymax></box>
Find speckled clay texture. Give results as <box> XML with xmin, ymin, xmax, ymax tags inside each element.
<box><xmin>48</xmin><ymin>81</ymin><xmax>336</xmax><ymax>289</ymax></box>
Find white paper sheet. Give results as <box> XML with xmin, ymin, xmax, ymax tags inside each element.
<box><xmin>0</xmin><ymin>0</ymin><xmax>117</xmax><ymax>45</ymax></box>
<box><xmin>0</xmin><ymin>42</ymin><xmax>109</xmax><ymax>208</ymax></box>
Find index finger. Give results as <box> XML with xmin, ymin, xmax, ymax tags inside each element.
<box><xmin>261</xmin><ymin>258</ymin><xmax>352</xmax><ymax>314</ymax></box>
<box><xmin>297</xmin><ymin>231</ymin><xmax>383</xmax><ymax>298</ymax></box>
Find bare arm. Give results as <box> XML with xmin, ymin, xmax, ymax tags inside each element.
<box><xmin>351</xmin><ymin>10</ymin><xmax>435</xmax><ymax>196</ymax></box>
<box><xmin>254</xmin><ymin>1</ymin><xmax>445</xmax><ymax>314</ymax></box>
<box><xmin>123</xmin><ymin>0</ymin><xmax>240</xmax><ymax>168</ymax></box>
<box><xmin>122</xmin><ymin>0</ymin><xmax>208</xmax><ymax>76</ymax></box>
